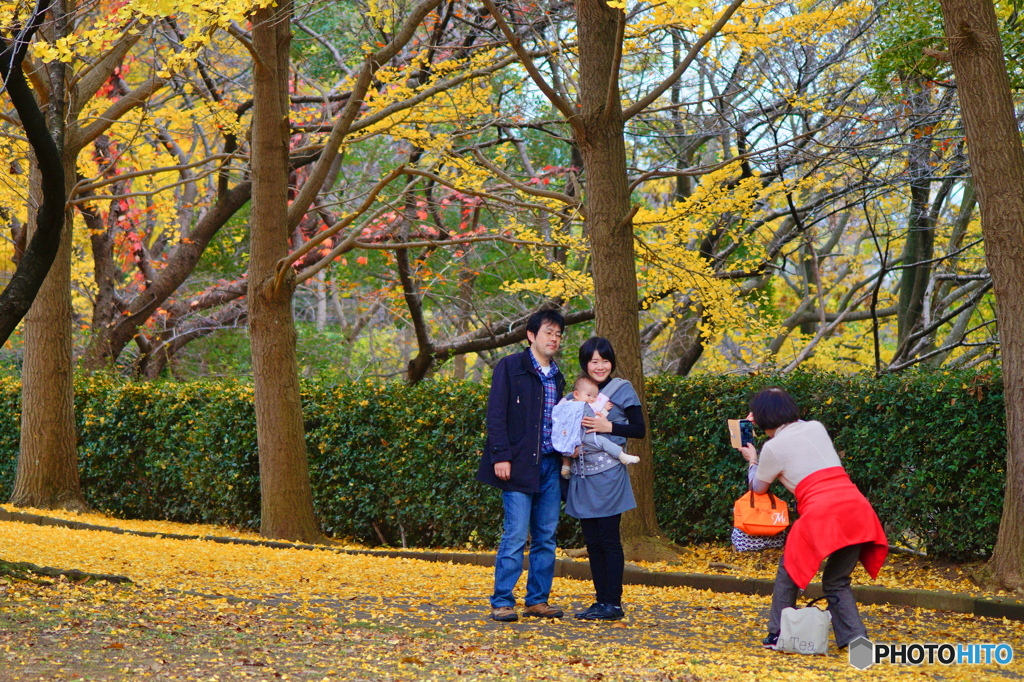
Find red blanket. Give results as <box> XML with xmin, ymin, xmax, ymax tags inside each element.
<box><xmin>784</xmin><ymin>466</ymin><xmax>888</xmax><ymax>589</ymax></box>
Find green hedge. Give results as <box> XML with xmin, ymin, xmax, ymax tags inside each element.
<box><xmin>0</xmin><ymin>370</ymin><xmax>1006</xmax><ymax>559</ymax></box>
<box><xmin>0</xmin><ymin>376</ymin><xmax>505</xmax><ymax>548</ymax></box>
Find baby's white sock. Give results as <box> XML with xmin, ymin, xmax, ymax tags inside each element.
<box><xmin>619</xmin><ymin>453</ymin><xmax>640</xmax><ymax>465</ymax></box>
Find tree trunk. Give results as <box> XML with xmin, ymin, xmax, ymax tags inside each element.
<box><xmin>11</xmin><ymin>0</ymin><xmax>85</xmax><ymax>511</ymax></box>
<box><xmin>897</xmin><ymin>81</ymin><xmax>937</xmax><ymax>347</ymax></box>
<box><xmin>573</xmin><ymin>0</ymin><xmax>670</xmax><ymax>559</ymax></box>
<box><xmin>799</xmin><ymin>241</ymin><xmax>821</xmax><ymax>336</ymax></box>
<box><xmin>11</xmin><ymin>155</ymin><xmax>85</xmax><ymax>511</ymax></box>
<box><xmin>453</xmin><ymin>262</ymin><xmax>476</xmax><ymax>380</ymax></box>
<box><xmin>314</xmin><ymin>272</ymin><xmax>327</xmax><ymax>332</ymax></box>
<box><xmin>249</xmin><ymin>0</ymin><xmax>321</xmax><ymax>543</ymax></box>
<box><xmin>936</xmin><ymin>0</ymin><xmax>1024</xmax><ymax>589</ymax></box>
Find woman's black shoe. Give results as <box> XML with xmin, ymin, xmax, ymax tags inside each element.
<box><xmin>762</xmin><ymin>632</ymin><xmax>779</xmax><ymax>648</ymax></box>
<box><xmin>575</xmin><ymin>603</ymin><xmax>624</xmax><ymax>621</ymax></box>
<box><xmin>574</xmin><ymin>603</ymin><xmax>603</xmax><ymax>619</ymax></box>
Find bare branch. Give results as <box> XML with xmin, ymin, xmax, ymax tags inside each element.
<box><xmin>70</xmin><ymin>154</ymin><xmax>237</xmax><ymax>196</ymax></box>
<box><xmin>623</xmin><ymin>0</ymin><xmax>746</xmax><ymax>121</ymax></box>
<box><xmin>479</xmin><ymin>0</ymin><xmax>575</xmax><ymax>119</ymax></box>
<box><xmin>284</xmin><ymin>0</ymin><xmax>443</xmax><ymax>233</ymax></box>
<box><xmin>471</xmin><ymin>148</ymin><xmax>585</xmax><ymax>213</ymax></box>
<box><xmin>70</xmin><ymin>75</ymin><xmax>168</xmax><ymax>152</ymax></box>
<box><xmin>225</xmin><ymin>21</ymin><xmax>257</xmax><ymax>62</ymax></box>
<box><xmin>276</xmin><ymin>165</ymin><xmax>408</xmax><ymax>291</ymax></box>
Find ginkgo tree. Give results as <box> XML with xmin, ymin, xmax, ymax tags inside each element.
<box><xmin>40</xmin><ymin>1</ymin><xmax>567</xmax><ymax>380</ymax></box>
<box><xmin>480</xmin><ymin>0</ymin><xmax>995</xmax><ymax>379</ymax></box>
<box><xmin>4</xmin><ymin>0</ymin><xmax>273</xmax><ymax>510</ymax></box>
<box><xmin>3</xmin><ymin>0</ymin><xmax>1016</xmax><ymax>555</ymax></box>
<box><xmin>5</xmin><ymin>0</ymin><xmax>999</xmax><ymax>385</ymax></box>
<box><xmin>5</xmin><ymin>0</ymin><xmax>180</xmax><ymax>511</ymax></box>
<box><xmin>239</xmin><ymin>0</ymin><xmax>584</xmax><ymax>540</ymax></box>
<box><xmin>4</xmin><ymin>0</ymin><xmax>568</xmax><ymax>533</ymax></box>
<box><xmin>470</xmin><ymin>0</ymin><xmax>753</xmax><ymax>559</ymax></box>
<box><xmin>3</xmin><ymin>0</ymin><xmax>1004</xmax><ymax>384</ymax></box>
<box><xmin>457</xmin><ymin>0</ymin><xmax>1000</xmax><ymax>555</ymax></box>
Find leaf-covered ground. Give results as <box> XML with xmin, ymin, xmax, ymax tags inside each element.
<box><xmin>0</xmin><ymin>505</ymin><xmax>991</xmax><ymax>595</ymax></box>
<box><xmin>1</xmin><ymin>512</ymin><xmax>1023</xmax><ymax>681</ymax></box>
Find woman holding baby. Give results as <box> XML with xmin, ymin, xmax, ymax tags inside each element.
<box><xmin>564</xmin><ymin>336</ymin><xmax>645</xmax><ymax>621</ymax></box>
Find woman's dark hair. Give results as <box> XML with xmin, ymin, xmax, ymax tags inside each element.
<box><xmin>578</xmin><ymin>336</ymin><xmax>616</xmax><ymax>375</ymax></box>
<box><xmin>749</xmin><ymin>387</ymin><xmax>801</xmax><ymax>431</ymax></box>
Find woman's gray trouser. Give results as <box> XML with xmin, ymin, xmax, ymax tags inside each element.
<box><xmin>767</xmin><ymin>543</ymin><xmax>868</xmax><ymax>647</ymax></box>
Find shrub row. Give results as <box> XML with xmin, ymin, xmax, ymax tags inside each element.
<box><xmin>0</xmin><ymin>370</ymin><xmax>1005</xmax><ymax>559</ymax></box>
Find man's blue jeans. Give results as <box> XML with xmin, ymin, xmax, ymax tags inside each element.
<box><xmin>490</xmin><ymin>455</ymin><xmax>561</xmax><ymax>608</ymax></box>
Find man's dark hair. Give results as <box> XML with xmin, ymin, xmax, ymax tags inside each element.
<box><xmin>526</xmin><ymin>309</ymin><xmax>565</xmax><ymax>336</ymax></box>
<box><xmin>749</xmin><ymin>387</ymin><xmax>801</xmax><ymax>431</ymax></box>
<box><xmin>578</xmin><ymin>336</ymin><xmax>616</xmax><ymax>375</ymax></box>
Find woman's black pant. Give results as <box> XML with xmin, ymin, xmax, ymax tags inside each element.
<box><xmin>580</xmin><ymin>514</ymin><xmax>624</xmax><ymax>606</ymax></box>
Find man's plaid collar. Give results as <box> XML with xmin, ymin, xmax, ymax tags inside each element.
<box><xmin>528</xmin><ymin>350</ymin><xmax>560</xmax><ymax>377</ymax></box>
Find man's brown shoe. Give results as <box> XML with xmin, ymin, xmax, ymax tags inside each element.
<box><xmin>491</xmin><ymin>606</ymin><xmax>518</xmax><ymax>622</ymax></box>
<box><xmin>523</xmin><ymin>602</ymin><xmax>564</xmax><ymax>618</ymax></box>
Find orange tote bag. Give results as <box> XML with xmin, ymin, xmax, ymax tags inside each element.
<box><xmin>733</xmin><ymin>490</ymin><xmax>790</xmax><ymax>536</ymax></box>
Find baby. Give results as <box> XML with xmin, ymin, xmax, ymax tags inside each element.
<box><xmin>558</xmin><ymin>376</ymin><xmax>640</xmax><ymax>479</ymax></box>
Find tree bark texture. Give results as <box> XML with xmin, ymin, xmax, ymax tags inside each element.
<box><xmin>572</xmin><ymin>0</ymin><xmax>659</xmax><ymax>542</ymax></box>
<box><xmin>897</xmin><ymin>82</ymin><xmax>937</xmax><ymax>346</ymax></box>
<box><xmin>937</xmin><ymin>0</ymin><xmax>1024</xmax><ymax>588</ymax></box>
<box><xmin>11</xmin><ymin>0</ymin><xmax>85</xmax><ymax>511</ymax></box>
<box><xmin>11</xmin><ymin>155</ymin><xmax>84</xmax><ymax>511</ymax></box>
<box><xmin>248</xmin><ymin>0</ymin><xmax>322</xmax><ymax>543</ymax></box>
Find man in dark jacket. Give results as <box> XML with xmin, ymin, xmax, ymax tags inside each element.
<box><xmin>476</xmin><ymin>309</ymin><xmax>566</xmax><ymax>622</ymax></box>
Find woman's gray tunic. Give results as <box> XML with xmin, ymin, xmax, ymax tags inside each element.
<box><xmin>564</xmin><ymin>379</ymin><xmax>639</xmax><ymax>519</ymax></box>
